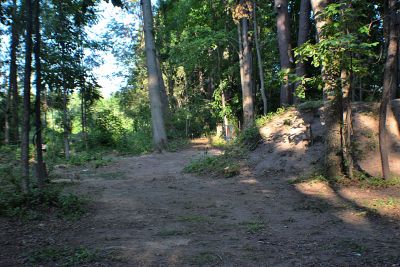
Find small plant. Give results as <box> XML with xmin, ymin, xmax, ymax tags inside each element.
<box><xmin>177</xmin><ymin>215</ymin><xmax>209</xmax><ymax>223</ymax></box>
<box><xmin>256</xmin><ymin>107</ymin><xmax>288</xmax><ymax>127</ymax></box>
<box><xmin>241</xmin><ymin>221</ymin><xmax>266</xmax><ymax>234</ymax></box>
<box><xmin>236</xmin><ymin>126</ymin><xmax>261</xmax><ymax>151</ymax></box>
<box><xmin>183</xmin><ymin>155</ymin><xmax>240</xmax><ymax>178</ymax></box>
<box><xmin>191</xmin><ymin>252</ymin><xmax>221</xmax><ymax>265</ymax></box>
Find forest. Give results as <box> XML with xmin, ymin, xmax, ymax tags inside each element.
<box><xmin>0</xmin><ymin>0</ymin><xmax>400</xmax><ymax>266</ymax></box>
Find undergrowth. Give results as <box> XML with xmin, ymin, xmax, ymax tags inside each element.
<box><xmin>184</xmin><ymin>126</ymin><xmax>261</xmax><ymax>178</ymax></box>
<box><xmin>26</xmin><ymin>246</ymin><xmax>104</xmax><ymax>267</ymax></box>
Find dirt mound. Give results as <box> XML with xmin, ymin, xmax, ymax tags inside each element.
<box><xmin>251</xmin><ymin>102</ymin><xmax>400</xmax><ymax>178</ymax></box>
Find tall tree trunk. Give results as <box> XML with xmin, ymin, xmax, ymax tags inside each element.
<box><xmin>141</xmin><ymin>0</ymin><xmax>167</xmax><ymax>151</ymax></box>
<box><xmin>275</xmin><ymin>0</ymin><xmax>294</xmax><ymax>106</ymax></box>
<box><xmin>239</xmin><ymin>14</ymin><xmax>254</xmax><ymax>129</ymax></box>
<box><xmin>311</xmin><ymin>0</ymin><xmax>343</xmax><ymax>179</ymax></box>
<box><xmin>9</xmin><ymin>0</ymin><xmax>20</xmax><ymax>144</ymax></box>
<box><xmin>341</xmin><ymin>69</ymin><xmax>353</xmax><ymax>179</ymax></box>
<box><xmin>379</xmin><ymin>0</ymin><xmax>399</xmax><ymax>179</ymax></box>
<box><xmin>4</xmin><ymin>81</ymin><xmax>10</xmax><ymax>145</ymax></box>
<box><xmin>294</xmin><ymin>0</ymin><xmax>311</xmax><ymax>103</ymax></box>
<box><xmin>34</xmin><ymin>0</ymin><xmax>45</xmax><ymax>186</ymax></box>
<box><xmin>156</xmin><ymin>52</ymin><xmax>169</xmax><ymax>115</ymax></box>
<box><xmin>253</xmin><ymin>1</ymin><xmax>267</xmax><ymax>115</ymax></box>
<box><xmin>61</xmin><ymin>41</ymin><xmax>70</xmax><ymax>160</ymax></box>
<box><xmin>21</xmin><ymin>0</ymin><xmax>33</xmax><ymax>192</ymax></box>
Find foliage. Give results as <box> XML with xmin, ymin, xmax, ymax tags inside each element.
<box><xmin>236</xmin><ymin>126</ymin><xmax>261</xmax><ymax>151</ymax></box>
<box><xmin>0</xmin><ymin>168</ymin><xmax>87</xmax><ymax>219</ymax></box>
<box><xmin>255</xmin><ymin>107</ymin><xmax>288</xmax><ymax>127</ymax></box>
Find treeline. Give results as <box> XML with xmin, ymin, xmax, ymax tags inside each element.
<box><xmin>137</xmin><ymin>0</ymin><xmax>399</xmax><ymax>179</ymax></box>
<box><xmin>0</xmin><ymin>0</ymin><xmax>123</xmax><ymax>192</ymax></box>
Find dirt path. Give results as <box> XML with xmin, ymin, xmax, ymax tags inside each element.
<box><xmin>1</xmin><ymin>139</ymin><xmax>400</xmax><ymax>266</ymax></box>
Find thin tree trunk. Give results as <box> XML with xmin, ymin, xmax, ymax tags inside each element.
<box><xmin>21</xmin><ymin>0</ymin><xmax>33</xmax><ymax>192</ymax></box>
<box><xmin>379</xmin><ymin>0</ymin><xmax>398</xmax><ymax>179</ymax></box>
<box><xmin>294</xmin><ymin>0</ymin><xmax>311</xmax><ymax>103</ymax></box>
<box><xmin>9</xmin><ymin>0</ymin><xmax>20</xmax><ymax>144</ymax></box>
<box><xmin>141</xmin><ymin>0</ymin><xmax>167</xmax><ymax>151</ymax></box>
<box><xmin>311</xmin><ymin>0</ymin><xmax>343</xmax><ymax>179</ymax></box>
<box><xmin>61</xmin><ymin>42</ymin><xmax>70</xmax><ymax>160</ymax></box>
<box><xmin>253</xmin><ymin>1</ymin><xmax>267</xmax><ymax>115</ymax></box>
<box><xmin>240</xmin><ymin>16</ymin><xmax>254</xmax><ymax>129</ymax></box>
<box><xmin>34</xmin><ymin>0</ymin><xmax>45</xmax><ymax>186</ymax></box>
<box><xmin>275</xmin><ymin>0</ymin><xmax>294</xmax><ymax>106</ymax></box>
<box><xmin>4</xmin><ymin>83</ymin><xmax>11</xmax><ymax>145</ymax></box>
<box><xmin>221</xmin><ymin>90</ymin><xmax>230</xmax><ymax>139</ymax></box>
<box><xmin>341</xmin><ymin>69</ymin><xmax>353</xmax><ymax>179</ymax></box>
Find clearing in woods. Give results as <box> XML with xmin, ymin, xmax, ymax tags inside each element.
<box><xmin>1</xmin><ymin>139</ymin><xmax>400</xmax><ymax>266</ymax></box>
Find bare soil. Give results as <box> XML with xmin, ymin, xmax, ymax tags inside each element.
<box><xmin>1</xmin><ymin>137</ymin><xmax>400</xmax><ymax>266</ymax></box>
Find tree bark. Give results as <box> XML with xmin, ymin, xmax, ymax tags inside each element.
<box><xmin>253</xmin><ymin>1</ymin><xmax>267</xmax><ymax>115</ymax></box>
<box><xmin>9</xmin><ymin>0</ymin><xmax>20</xmax><ymax>144</ymax></box>
<box><xmin>311</xmin><ymin>0</ymin><xmax>343</xmax><ymax>179</ymax></box>
<box><xmin>239</xmin><ymin>15</ymin><xmax>254</xmax><ymax>129</ymax></box>
<box><xmin>294</xmin><ymin>0</ymin><xmax>311</xmax><ymax>103</ymax></box>
<box><xmin>275</xmin><ymin>0</ymin><xmax>294</xmax><ymax>106</ymax></box>
<box><xmin>379</xmin><ymin>0</ymin><xmax>398</xmax><ymax>179</ymax></box>
<box><xmin>341</xmin><ymin>69</ymin><xmax>353</xmax><ymax>179</ymax></box>
<box><xmin>21</xmin><ymin>0</ymin><xmax>34</xmax><ymax>192</ymax></box>
<box><xmin>34</xmin><ymin>0</ymin><xmax>45</xmax><ymax>186</ymax></box>
<box><xmin>141</xmin><ymin>0</ymin><xmax>168</xmax><ymax>151</ymax></box>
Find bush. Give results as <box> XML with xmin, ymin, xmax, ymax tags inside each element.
<box><xmin>0</xmin><ymin>183</ymin><xmax>87</xmax><ymax>219</ymax></box>
<box><xmin>236</xmin><ymin>126</ymin><xmax>261</xmax><ymax>151</ymax></box>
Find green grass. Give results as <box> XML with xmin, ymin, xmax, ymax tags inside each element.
<box><xmin>26</xmin><ymin>246</ymin><xmax>102</xmax><ymax>267</ymax></box>
<box><xmin>191</xmin><ymin>252</ymin><xmax>221</xmax><ymax>265</ymax></box>
<box><xmin>183</xmin><ymin>154</ymin><xmax>241</xmax><ymax>178</ymax></box>
<box><xmin>241</xmin><ymin>221</ymin><xmax>266</xmax><ymax>234</ymax></box>
<box><xmin>165</xmin><ymin>138</ymin><xmax>190</xmax><ymax>152</ymax></box>
<box><xmin>289</xmin><ymin>172</ymin><xmax>328</xmax><ymax>184</ymax></box>
<box><xmin>365</xmin><ymin>197</ymin><xmax>400</xmax><ymax>209</ymax></box>
<box><xmin>255</xmin><ymin>107</ymin><xmax>288</xmax><ymax>127</ymax></box>
<box><xmin>157</xmin><ymin>229</ymin><xmax>192</xmax><ymax>237</ymax></box>
<box><xmin>0</xmin><ymin>183</ymin><xmax>88</xmax><ymax>220</ymax></box>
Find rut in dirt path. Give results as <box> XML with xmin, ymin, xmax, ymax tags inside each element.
<box><xmin>59</xmin><ymin>139</ymin><xmax>400</xmax><ymax>266</ymax></box>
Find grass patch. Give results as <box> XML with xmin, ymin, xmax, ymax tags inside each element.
<box><xmin>289</xmin><ymin>173</ymin><xmax>328</xmax><ymax>184</ymax></box>
<box><xmin>157</xmin><ymin>229</ymin><xmax>192</xmax><ymax>237</ymax></box>
<box><xmin>177</xmin><ymin>215</ymin><xmax>209</xmax><ymax>223</ymax></box>
<box><xmin>26</xmin><ymin>246</ymin><xmax>103</xmax><ymax>266</ymax></box>
<box><xmin>0</xmin><ymin>183</ymin><xmax>88</xmax><ymax>220</ymax></box>
<box><xmin>241</xmin><ymin>221</ymin><xmax>266</xmax><ymax>234</ymax></box>
<box><xmin>365</xmin><ymin>197</ymin><xmax>400</xmax><ymax>209</ymax></box>
<box><xmin>191</xmin><ymin>252</ymin><xmax>221</xmax><ymax>265</ymax></box>
<box><xmin>165</xmin><ymin>138</ymin><xmax>190</xmax><ymax>152</ymax></box>
<box><xmin>183</xmin><ymin>154</ymin><xmax>241</xmax><ymax>178</ymax></box>
<box><xmin>209</xmin><ymin>135</ymin><xmax>229</xmax><ymax>149</ymax></box>
<box><xmin>255</xmin><ymin>107</ymin><xmax>288</xmax><ymax>127</ymax></box>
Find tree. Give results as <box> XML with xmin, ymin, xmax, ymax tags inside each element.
<box><xmin>141</xmin><ymin>0</ymin><xmax>167</xmax><ymax>151</ymax></box>
<box><xmin>21</xmin><ymin>0</ymin><xmax>34</xmax><ymax>191</ymax></box>
<box><xmin>235</xmin><ymin>0</ymin><xmax>254</xmax><ymax>129</ymax></box>
<box><xmin>275</xmin><ymin>0</ymin><xmax>293</xmax><ymax>106</ymax></box>
<box><xmin>310</xmin><ymin>0</ymin><xmax>343</xmax><ymax>178</ymax></box>
<box><xmin>253</xmin><ymin>1</ymin><xmax>267</xmax><ymax>115</ymax></box>
<box><xmin>5</xmin><ymin>0</ymin><xmax>21</xmax><ymax>145</ymax></box>
<box><xmin>294</xmin><ymin>0</ymin><xmax>311</xmax><ymax>103</ymax></box>
<box><xmin>379</xmin><ymin>0</ymin><xmax>399</xmax><ymax>179</ymax></box>
<box><xmin>34</xmin><ymin>0</ymin><xmax>45</xmax><ymax>185</ymax></box>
